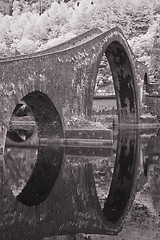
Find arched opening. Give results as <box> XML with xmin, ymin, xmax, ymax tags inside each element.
<box><xmin>7</xmin><ymin>90</ymin><xmax>64</xmax><ymax>143</ymax></box>
<box><xmin>93</xmin><ymin>53</ymin><xmax>117</xmax><ymax>126</ymax></box>
<box><xmin>22</xmin><ymin>91</ymin><xmax>64</xmax><ymax>138</ymax></box>
<box><xmin>93</xmin><ymin>41</ymin><xmax>139</xmax><ymax>126</ymax></box>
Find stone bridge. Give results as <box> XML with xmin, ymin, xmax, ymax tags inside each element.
<box><xmin>0</xmin><ymin>27</ymin><xmax>147</xmax><ymax>238</ymax></box>
<box><xmin>0</xmin><ymin>27</ymin><xmax>145</xmax><ymax>151</ymax></box>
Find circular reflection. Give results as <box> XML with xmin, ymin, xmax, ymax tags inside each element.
<box><xmin>5</xmin><ymin>91</ymin><xmax>64</xmax><ymax>207</ymax></box>
<box><xmin>7</xmin><ymin>101</ymin><xmax>35</xmax><ymax>142</ymax></box>
<box><xmin>4</xmin><ymin>145</ymin><xmax>64</xmax><ymax>207</ymax></box>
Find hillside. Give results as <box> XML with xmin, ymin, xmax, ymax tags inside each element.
<box><xmin>0</xmin><ymin>0</ymin><xmax>160</xmax><ymax>80</ymax></box>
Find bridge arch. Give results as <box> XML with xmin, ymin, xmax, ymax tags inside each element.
<box><xmin>95</xmin><ymin>32</ymin><xmax>139</xmax><ymax>124</ymax></box>
<box><xmin>6</xmin><ymin>90</ymin><xmax>64</xmax><ymax>145</ymax></box>
<box><xmin>21</xmin><ymin>91</ymin><xmax>64</xmax><ymax>138</ymax></box>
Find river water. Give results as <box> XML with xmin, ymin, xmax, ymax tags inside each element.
<box><xmin>1</xmin><ymin>127</ymin><xmax>160</xmax><ymax>240</ymax></box>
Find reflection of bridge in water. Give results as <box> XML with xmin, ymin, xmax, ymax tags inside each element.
<box><xmin>0</xmin><ymin>128</ymin><xmax>140</xmax><ymax>239</ymax></box>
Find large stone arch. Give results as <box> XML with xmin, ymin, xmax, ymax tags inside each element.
<box><xmin>95</xmin><ymin>30</ymin><xmax>140</xmax><ymax>124</ymax></box>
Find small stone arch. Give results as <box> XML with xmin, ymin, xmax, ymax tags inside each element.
<box><xmin>7</xmin><ymin>91</ymin><xmax>64</xmax><ymax>142</ymax></box>
<box><xmin>21</xmin><ymin>91</ymin><xmax>64</xmax><ymax>139</ymax></box>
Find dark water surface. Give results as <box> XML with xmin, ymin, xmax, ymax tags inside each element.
<box><xmin>1</xmin><ymin>127</ymin><xmax>160</xmax><ymax>239</ymax></box>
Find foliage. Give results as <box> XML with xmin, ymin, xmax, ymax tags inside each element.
<box><xmin>0</xmin><ymin>0</ymin><xmax>160</xmax><ymax>74</ymax></box>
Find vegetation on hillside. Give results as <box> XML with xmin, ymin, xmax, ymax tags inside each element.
<box><xmin>0</xmin><ymin>1</ymin><xmax>159</xmax><ymax>55</ymax></box>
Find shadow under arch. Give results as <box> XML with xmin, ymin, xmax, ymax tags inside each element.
<box><xmin>21</xmin><ymin>90</ymin><xmax>64</xmax><ymax>139</ymax></box>
<box><xmin>96</xmin><ymin>40</ymin><xmax>139</xmax><ymax>124</ymax></box>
